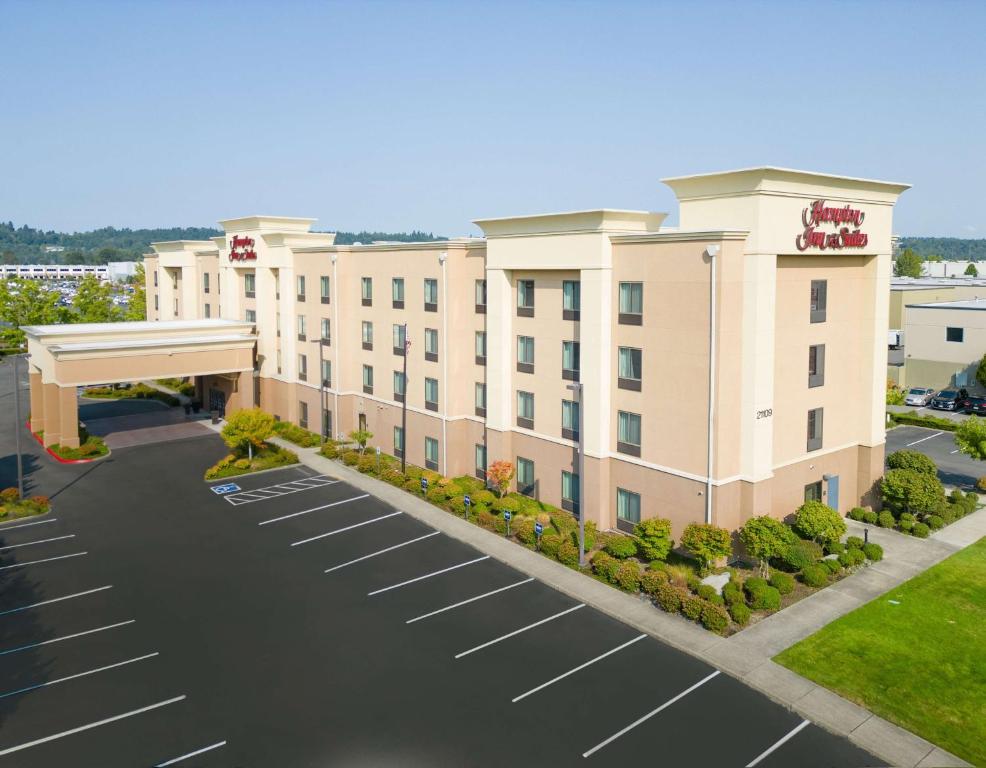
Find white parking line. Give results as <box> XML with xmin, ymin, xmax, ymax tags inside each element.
<box><xmin>154</xmin><ymin>740</ymin><xmax>228</xmax><ymax>766</ymax></box>
<box><xmin>0</xmin><ymin>695</ymin><xmax>186</xmax><ymax>757</ymax></box>
<box><xmin>582</xmin><ymin>670</ymin><xmax>720</xmax><ymax>758</ymax></box>
<box><xmin>906</xmin><ymin>430</ymin><xmax>943</xmax><ymax>447</ymax></box>
<box><xmin>0</xmin><ymin>518</ymin><xmax>57</xmax><ymax>531</ymax></box>
<box><xmin>0</xmin><ymin>620</ymin><xmax>135</xmax><ymax>656</ymax></box>
<box><xmin>0</xmin><ymin>585</ymin><xmax>113</xmax><ymax>617</ymax></box>
<box><xmin>324</xmin><ymin>531</ymin><xmax>440</xmax><ymax>573</ymax></box>
<box><xmin>455</xmin><ymin>604</ymin><xmax>586</xmax><ymax>659</ymax></box>
<box><xmin>291</xmin><ymin>511</ymin><xmax>402</xmax><ymax>546</ymax></box>
<box><xmin>745</xmin><ymin>719</ymin><xmax>811</xmax><ymax>767</ymax></box>
<box><xmin>224</xmin><ymin>476</ymin><xmax>338</xmax><ymax>505</ymax></box>
<box><xmin>512</xmin><ymin>634</ymin><xmax>647</xmax><ymax>702</ymax></box>
<box><xmin>259</xmin><ymin>494</ymin><xmax>370</xmax><ymax>526</ymax></box>
<box><xmin>0</xmin><ymin>534</ymin><xmax>75</xmax><ymax>552</ymax></box>
<box><xmin>951</xmin><ymin>449</ymin><xmax>960</xmax><ymax>454</ymax></box>
<box><xmin>0</xmin><ymin>652</ymin><xmax>159</xmax><ymax>699</ymax></box>
<box><xmin>0</xmin><ymin>551</ymin><xmax>87</xmax><ymax>571</ymax></box>
<box><xmin>406</xmin><ymin>578</ymin><xmax>535</xmax><ymax>624</ymax></box>
<box><xmin>369</xmin><ymin>556</ymin><xmax>490</xmax><ymax>596</ymax></box>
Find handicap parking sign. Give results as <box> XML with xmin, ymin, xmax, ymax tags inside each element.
<box><xmin>464</xmin><ymin>494</ymin><xmax>471</xmax><ymax>507</ymax></box>
<box><xmin>503</xmin><ymin>510</ymin><xmax>512</xmax><ymax>521</ymax></box>
<box><xmin>211</xmin><ymin>483</ymin><xmax>241</xmax><ymax>495</ymax></box>
<box><xmin>534</xmin><ymin>522</ymin><xmax>543</xmax><ymax>536</ymax></box>
<box><xmin>421</xmin><ymin>477</ymin><xmax>429</xmax><ymax>491</ymax></box>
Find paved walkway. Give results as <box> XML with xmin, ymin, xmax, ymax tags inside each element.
<box><xmin>262</xmin><ymin>436</ymin><xmax>979</xmax><ymax>767</ymax></box>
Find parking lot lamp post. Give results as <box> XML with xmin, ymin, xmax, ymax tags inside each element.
<box><xmin>566</xmin><ymin>381</ymin><xmax>585</xmax><ymax>567</ymax></box>
<box><xmin>401</xmin><ymin>323</ymin><xmax>409</xmax><ymax>474</ymax></box>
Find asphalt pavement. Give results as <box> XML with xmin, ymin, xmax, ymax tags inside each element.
<box><xmin>885</xmin><ymin>425</ymin><xmax>985</xmax><ymax>488</ymax></box>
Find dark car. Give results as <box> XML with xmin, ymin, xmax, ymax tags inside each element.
<box><xmin>965</xmin><ymin>396</ymin><xmax>986</xmax><ymax>415</ymax></box>
<box><xmin>930</xmin><ymin>387</ymin><xmax>969</xmax><ymax>411</ymax></box>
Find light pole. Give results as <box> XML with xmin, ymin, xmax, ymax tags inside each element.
<box><xmin>12</xmin><ymin>353</ymin><xmax>26</xmax><ymax>498</ymax></box>
<box><xmin>400</xmin><ymin>322</ymin><xmax>409</xmax><ymax>473</ymax></box>
<box><xmin>314</xmin><ymin>338</ymin><xmax>327</xmax><ymax>445</ymax></box>
<box><xmin>567</xmin><ymin>381</ymin><xmax>585</xmax><ymax>567</ymax></box>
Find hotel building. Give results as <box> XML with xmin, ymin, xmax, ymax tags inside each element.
<box><xmin>30</xmin><ymin>167</ymin><xmax>908</xmax><ymax>535</ymax></box>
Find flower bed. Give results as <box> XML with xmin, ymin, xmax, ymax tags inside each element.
<box><xmin>47</xmin><ymin>435</ymin><xmax>109</xmax><ymax>461</ymax></box>
<box><xmin>272</xmin><ymin>420</ymin><xmax>321</xmax><ymax>448</ymax></box>
<box><xmin>0</xmin><ymin>487</ymin><xmax>51</xmax><ymax>521</ymax></box>
<box><xmin>204</xmin><ymin>443</ymin><xmax>299</xmax><ymax>480</ymax></box>
<box><xmin>318</xmin><ymin>442</ymin><xmax>877</xmax><ymax>634</ymax></box>
<box><xmin>83</xmin><ymin>383</ymin><xmax>180</xmax><ymax>407</ymax></box>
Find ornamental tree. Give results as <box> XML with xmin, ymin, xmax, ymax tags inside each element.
<box><xmin>680</xmin><ymin>522</ymin><xmax>732</xmax><ymax>574</ymax></box>
<box><xmin>956</xmin><ymin>415</ymin><xmax>986</xmax><ymax>461</ymax></box>
<box><xmin>881</xmin><ymin>469</ymin><xmax>945</xmax><ymax>517</ymax></box>
<box><xmin>893</xmin><ymin>247</ymin><xmax>923</xmax><ymax>278</ymax></box>
<box><xmin>739</xmin><ymin>516</ymin><xmax>796</xmax><ymax>578</ymax></box>
<box><xmin>348</xmin><ymin>429</ymin><xmax>373</xmax><ymax>455</ymax></box>
<box><xmin>886</xmin><ymin>449</ymin><xmax>938</xmax><ymax>476</ymax></box>
<box><xmin>220</xmin><ymin>407</ymin><xmax>275</xmax><ymax>460</ymax></box>
<box><xmin>486</xmin><ymin>460</ymin><xmax>515</xmax><ymax>497</ymax></box>
<box><xmin>965</xmin><ymin>262</ymin><xmax>979</xmax><ymax>277</ymax></box>
<box><xmin>793</xmin><ymin>500</ymin><xmax>847</xmax><ymax>545</ymax></box>
<box><xmin>633</xmin><ymin>517</ymin><xmax>674</xmax><ymax>562</ymax></box>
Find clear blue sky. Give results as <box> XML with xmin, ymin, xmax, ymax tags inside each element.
<box><xmin>2</xmin><ymin>0</ymin><xmax>984</xmax><ymax>238</ymax></box>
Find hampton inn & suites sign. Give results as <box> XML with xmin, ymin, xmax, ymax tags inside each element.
<box><xmin>229</xmin><ymin>235</ymin><xmax>258</xmax><ymax>261</ymax></box>
<box><xmin>795</xmin><ymin>200</ymin><xmax>869</xmax><ymax>251</ymax></box>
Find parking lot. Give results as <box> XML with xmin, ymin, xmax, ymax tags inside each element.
<box><xmin>886</xmin><ymin>424</ymin><xmax>984</xmax><ymax>488</ymax></box>
<box><xmin>0</xmin><ymin>369</ymin><xmax>878</xmax><ymax>766</ymax></box>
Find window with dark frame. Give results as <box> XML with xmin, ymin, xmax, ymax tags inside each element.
<box><xmin>517</xmin><ymin>391</ymin><xmax>534</xmax><ymax>429</ymax></box>
<box><xmin>297</xmin><ymin>275</ymin><xmax>306</xmax><ymax>301</ymax></box>
<box><xmin>425</xmin><ymin>377</ymin><xmax>439</xmax><ymax>411</ymax></box>
<box><xmin>562</xmin><ymin>280</ymin><xmax>581</xmax><ymax>320</ymax></box>
<box><xmin>298</xmin><ymin>354</ymin><xmax>308</xmax><ymax>382</ymax></box>
<box><xmin>475</xmin><ymin>331</ymin><xmax>487</xmax><ymax>365</ymax></box>
<box><xmin>299</xmin><ymin>401</ymin><xmax>308</xmax><ymax>429</ymax></box>
<box><xmin>561</xmin><ymin>399</ymin><xmax>579</xmax><ymax>441</ymax></box>
<box><xmin>517</xmin><ymin>279</ymin><xmax>535</xmax><ymax>317</ymax></box>
<box><xmin>516</xmin><ymin>457</ymin><xmax>535</xmax><ymax>496</ymax></box>
<box><xmin>393</xmin><ymin>426</ymin><xmax>404</xmax><ymax>458</ymax></box>
<box><xmin>616</xmin><ymin>488</ymin><xmax>641</xmax><ymax>532</ymax></box>
<box><xmin>475</xmin><ymin>444</ymin><xmax>487</xmax><ymax>479</ymax></box>
<box><xmin>392</xmin><ymin>278</ymin><xmax>405</xmax><ymax>309</ymax></box>
<box><xmin>807</xmin><ymin>407</ymin><xmax>824</xmax><ymax>451</ymax></box>
<box><xmin>362</xmin><ymin>321</ymin><xmax>373</xmax><ymax>350</ymax></box>
<box><xmin>393</xmin><ymin>324</ymin><xmax>406</xmax><ymax>356</ymax></box>
<box><xmin>321</xmin><ymin>318</ymin><xmax>331</xmax><ymax>344</ymax></box>
<box><xmin>808</xmin><ymin>344</ymin><xmax>825</xmax><ymax>388</ymax></box>
<box><xmin>424</xmin><ymin>278</ymin><xmax>438</xmax><ymax>312</ymax></box>
<box><xmin>946</xmin><ymin>327</ymin><xmax>964</xmax><ymax>343</ymax></box>
<box><xmin>362</xmin><ymin>364</ymin><xmax>374</xmax><ymax>394</ymax></box>
<box><xmin>561</xmin><ymin>470</ymin><xmax>579</xmax><ymax>513</ymax></box>
<box><xmin>297</xmin><ymin>314</ymin><xmax>306</xmax><ymax>341</ymax></box>
<box><xmin>320</xmin><ymin>275</ymin><xmax>330</xmax><ymax>304</ymax></box>
<box><xmin>804</xmin><ymin>481</ymin><xmax>823</xmax><ymax>503</ymax></box>
<box><xmin>424</xmin><ymin>328</ymin><xmax>438</xmax><ymax>362</ymax></box>
<box><xmin>475</xmin><ymin>382</ymin><xmax>486</xmax><ymax>417</ymax></box>
<box><xmin>393</xmin><ymin>370</ymin><xmax>406</xmax><ymax>402</ymax></box>
<box><xmin>562</xmin><ymin>341</ymin><xmax>580</xmax><ymax>381</ymax></box>
<box><xmin>517</xmin><ymin>335</ymin><xmax>535</xmax><ymax>373</ymax></box>
<box><xmin>810</xmin><ymin>279</ymin><xmax>827</xmax><ymax>323</ymax></box>
<box><xmin>425</xmin><ymin>437</ymin><xmax>439</xmax><ymax>471</ymax></box>
<box><xmin>475</xmin><ymin>279</ymin><xmax>487</xmax><ymax>313</ymax></box>
<box><xmin>618</xmin><ymin>282</ymin><xmax>643</xmax><ymax>324</ymax></box>
<box><xmin>361</xmin><ymin>277</ymin><xmax>373</xmax><ymax>306</ymax></box>
<box><xmin>618</xmin><ymin>346</ymin><xmax>642</xmax><ymax>390</ymax></box>
<box><xmin>617</xmin><ymin>411</ymin><xmax>641</xmax><ymax>456</ymax></box>
<box><xmin>203</xmin><ymin>272</ymin><xmax>210</xmax><ymax>293</ymax></box>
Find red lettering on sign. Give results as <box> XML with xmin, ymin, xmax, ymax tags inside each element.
<box><xmin>796</xmin><ymin>200</ymin><xmax>869</xmax><ymax>251</ymax></box>
<box><xmin>228</xmin><ymin>235</ymin><xmax>257</xmax><ymax>261</ymax></box>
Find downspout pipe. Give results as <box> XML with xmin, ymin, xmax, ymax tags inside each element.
<box><xmin>705</xmin><ymin>245</ymin><xmax>720</xmax><ymax>525</ymax></box>
<box><xmin>439</xmin><ymin>252</ymin><xmax>448</xmax><ymax>475</ymax></box>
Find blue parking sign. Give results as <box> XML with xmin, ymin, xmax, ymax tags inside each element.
<box><xmin>534</xmin><ymin>522</ymin><xmax>543</xmax><ymax>536</ymax></box>
<box><xmin>503</xmin><ymin>510</ymin><xmax>512</xmax><ymax>521</ymax></box>
<box><xmin>211</xmin><ymin>483</ymin><xmax>240</xmax><ymax>495</ymax></box>
<box><xmin>464</xmin><ymin>494</ymin><xmax>471</xmax><ymax>507</ymax></box>
<box><xmin>420</xmin><ymin>477</ymin><xmax>428</xmax><ymax>492</ymax></box>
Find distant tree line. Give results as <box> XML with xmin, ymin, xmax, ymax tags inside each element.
<box><xmin>897</xmin><ymin>237</ymin><xmax>986</xmax><ymax>262</ymax></box>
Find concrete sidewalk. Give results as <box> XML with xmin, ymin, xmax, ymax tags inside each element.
<box><xmin>270</xmin><ymin>437</ymin><xmax>974</xmax><ymax>768</ymax></box>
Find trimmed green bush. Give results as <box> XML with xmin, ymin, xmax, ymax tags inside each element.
<box><xmin>845</xmin><ymin>536</ymin><xmax>865</xmax><ymax>550</ymax></box>
<box><xmin>681</xmin><ymin>595</ymin><xmax>705</xmax><ymax>621</ymax></box>
<box><xmin>556</xmin><ymin>541</ymin><xmax>580</xmax><ymax>568</ymax></box>
<box><xmin>863</xmin><ymin>510</ymin><xmax>879</xmax><ymax>524</ymax></box>
<box><xmin>825</xmin><ymin>540</ymin><xmax>845</xmax><ymax>556</ymax></box>
<box><xmin>926</xmin><ymin>514</ymin><xmax>945</xmax><ymax>531</ymax></box>
<box><xmin>793</xmin><ymin>500</ymin><xmax>847</xmax><ymax>545</ymax></box>
<box><xmin>800</xmin><ymin>564</ymin><xmax>829</xmax><ymax>587</ymax></box>
<box><xmin>633</xmin><ymin>518</ymin><xmax>674</xmax><ymax>561</ymax></box>
<box><xmin>862</xmin><ymin>542</ymin><xmax>884</xmax><ymax>562</ymax></box>
<box><xmin>700</xmin><ymin>603</ymin><xmax>730</xmax><ymax>635</ymax></box>
<box><xmin>899</xmin><ymin>518</ymin><xmax>915</xmax><ymax>533</ymax></box>
<box><xmin>591</xmin><ymin>551</ymin><xmax>617</xmax><ymax>581</ymax></box>
<box><xmin>722</xmin><ymin>581</ymin><xmax>745</xmax><ymax>607</ymax></box>
<box><xmin>779</xmin><ymin>539</ymin><xmax>823</xmax><ymax>572</ymax></box>
<box><xmin>514</xmin><ymin>518</ymin><xmax>536</xmax><ymax>546</ymax></box>
<box><xmin>877</xmin><ymin>510</ymin><xmax>896</xmax><ymax>528</ymax></box>
<box><xmin>729</xmin><ymin>601</ymin><xmax>751</xmax><ymax>626</ymax></box>
<box><xmin>614</xmin><ymin>560</ymin><xmax>641</xmax><ymax>592</ymax></box>
<box><xmin>604</xmin><ymin>536</ymin><xmax>639</xmax><ymax>559</ymax></box>
<box><xmin>848</xmin><ymin>507</ymin><xmax>868</xmax><ymax>521</ymax></box>
<box><xmin>744</xmin><ymin>578</ymin><xmax>781</xmax><ymax>611</ymax></box>
<box><xmin>769</xmin><ymin>571</ymin><xmax>795</xmax><ymax>595</ymax></box>
<box><xmin>838</xmin><ymin>548</ymin><xmax>866</xmax><ymax>568</ymax></box>
<box><xmin>653</xmin><ymin>582</ymin><xmax>684</xmax><ymax>613</ymax></box>
<box><xmin>680</xmin><ymin>522</ymin><xmax>732</xmax><ymax>574</ymax></box>
<box><xmin>911</xmin><ymin>522</ymin><xmax>930</xmax><ymax>538</ymax></box>
<box><xmin>695</xmin><ymin>584</ymin><xmax>720</xmax><ymax>602</ymax></box>
<box><xmin>823</xmin><ymin>557</ymin><xmax>843</xmax><ymax>575</ymax></box>
<box><xmin>639</xmin><ymin>569</ymin><xmax>669</xmax><ymax>595</ymax></box>
<box><xmin>539</xmin><ymin>533</ymin><xmax>563</xmax><ymax>557</ymax></box>
<box><xmin>886</xmin><ymin>450</ymin><xmax>938</xmax><ymax>476</ymax></box>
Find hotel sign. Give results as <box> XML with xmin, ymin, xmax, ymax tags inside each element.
<box><xmin>796</xmin><ymin>200</ymin><xmax>868</xmax><ymax>251</ymax></box>
<box><xmin>229</xmin><ymin>235</ymin><xmax>257</xmax><ymax>261</ymax></box>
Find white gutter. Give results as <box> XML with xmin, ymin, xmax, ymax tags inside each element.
<box><xmin>705</xmin><ymin>245</ymin><xmax>719</xmax><ymax>524</ymax></box>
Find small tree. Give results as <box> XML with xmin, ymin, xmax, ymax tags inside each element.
<box><xmin>486</xmin><ymin>460</ymin><xmax>515</xmax><ymax>497</ymax></box>
<box><xmin>886</xmin><ymin>449</ymin><xmax>938</xmax><ymax>476</ymax></box>
<box><xmin>956</xmin><ymin>413</ymin><xmax>986</xmax><ymax>460</ymax></box>
<box><xmin>881</xmin><ymin>468</ymin><xmax>945</xmax><ymax>517</ymax></box>
<box><xmin>893</xmin><ymin>248</ymin><xmax>923</xmax><ymax>278</ymax></box>
<box><xmin>976</xmin><ymin>354</ymin><xmax>986</xmax><ymax>390</ymax></box>
<box><xmin>739</xmin><ymin>516</ymin><xmax>795</xmax><ymax>578</ymax></box>
<box><xmin>633</xmin><ymin>518</ymin><xmax>674</xmax><ymax>561</ymax></box>
<box><xmin>886</xmin><ymin>381</ymin><xmax>905</xmax><ymax>406</ymax></box>
<box><xmin>680</xmin><ymin>522</ymin><xmax>732</xmax><ymax>574</ymax></box>
<box><xmin>966</xmin><ymin>262</ymin><xmax>979</xmax><ymax>277</ymax></box>
<box><xmin>793</xmin><ymin>500</ymin><xmax>846</xmax><ymax>545</ymax></box>
<box><xmin>220</xmin><ymin>408</ymin><xmax>275</xmax><ymax>460</ymax></box>
<box><xmin>349</xmin><ymin>429</ymin><xmax>373</xmax><ymax>455</ymax></box>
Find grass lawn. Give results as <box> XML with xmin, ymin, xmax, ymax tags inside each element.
<box><xmin>775</xmin><ymin>537</ymin><xmax>986</xmax><ymax>766</ymax></box>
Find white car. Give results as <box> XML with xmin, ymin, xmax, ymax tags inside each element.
<box><xmin>904</xmin><ymin>387</ymin><xmax>936</xmax><ymax>406</ymax></box>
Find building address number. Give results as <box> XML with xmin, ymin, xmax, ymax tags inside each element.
<box><xmin>756</xmin><ymin>408</ymin><xmax>773</xmax><ymax>420</ymax></box>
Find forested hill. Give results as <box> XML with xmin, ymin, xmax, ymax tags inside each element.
<box><xmin>897</xmin><ymin>237</ymin><xmax>986</xmax><ymax>261</ymax></box>
<box><xmin>0</xmin><ymin>222</ymin><xmax>446</xmax><ymax>264</ymax></box>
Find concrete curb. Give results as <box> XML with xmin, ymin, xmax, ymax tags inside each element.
<box><xmin>277</xmin><ymin>439</ymin><xmax>971</xmax><ymax>768</ymax></box>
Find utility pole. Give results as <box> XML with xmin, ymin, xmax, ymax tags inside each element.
<box><xmin>316</xmin><ymin>338</ymin><xmax>326</xmax><ymax>446</ymax></box>
<box><xmin>401</xmin><ymin>322</ymin><xmax>409</xmax><ymax>473</ymax></box>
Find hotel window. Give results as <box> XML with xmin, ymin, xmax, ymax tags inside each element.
<box><xmin>154</xmin><ymin>295</ymin><xmax>159</xmax><ymax>310</ymax></box>
<box><xmin>174</xmin><ymin>298</ymin><xmax>179</xmax><ymax>316</ymax></box>
<box><xmin>203</xmin><ymin>272</ymin><xmax>210</xmax><ymax>293</ymax></box>
<box><xmin>808</xmin><ymin>344</ymin><xmax>825</xmax><ymax>388</ymax></box>
<box><xmin>617</xmin><ymin>488</ymin><xmax>641</xmax><ymax>532</ymax></box>
<box><xmin>517</xmin><ymin>335</ymin><xmax>535</xmax><ymax>373</ymax></box>
<box><xmin>153</xmin><ymin>271</ymin><xmax>158</xmax><ymax>287</ymax></box>
<box><xmin>172</xmin><ymin>272</ymin><xmax>178</xmax><ymax>290</ymax></box>
<box><xmin>424</xmin><ymin>328</ymin><xmax>439</xmax><ymax>362</ymax></box>
<box><xmin>475</xmin><ymin>279</ymin><xmax>487</xmax><ymax>313</ymax></box>
<box><xmin>562</xmin><ymin>341</ymin><xmax>580</xmax><ymax>381</ymax></box>
<box><xmin>517</xmin><ymin>457</ymin><xmax>535</xmax><ymax>496</ymax></box>
<box><xmin>617</xmin><ymin>411</ymin><xmax>642</xmax><ymax>457</ymax></box>
<box><xmin>320</xmin><ymin>275</ymin><xmax>330</xmax><ymax>304</ymax></box>
<box><xmin>561</xmin><ymin>399</ymin><xmax>579</xmax><ymax>441</ymax></box>
<box><xmin>393</xmin><ymin>370</ymin><xmax>406</xmax><ymax>402</ymax></box>
<box><xmin>475</xmin><ymin>331</ymin><xmax>487</xmax><ymax>365</ymax></box>
<box><xmin>517</xmin><ymin>391</ymin><xmax>535</xmax><ymax>429</ymax></box>
<box><xmin>424</xmin><ymin>278</ymin><xmax>438</xmax><ymax>312</ymax></box>
<box><xmin>299</xmin><ymin>401</ymin><xmax>308</xmax><ymax>429</ymax></box>
<box><xmin>810</xmin><ymin>280</ymin><xmax>827</xmax><ymax>323</ymax></box>
<box><xmin>297</xmin><ymin>275</ymin><xmax>306</xmax><ymax>302</ymax></box>
<box><xmin>475</xmin><ymin>443</ymin><xmax>487</xmax><ymax>479</ymax></box>
<box><xmin>204</xmin><ymin>303</ymin><xmax>211</xmax><ymax>318</ymax></box>
<box><xmin>807</xmin><ymin>407</ymin><xmax>824</xmax><ymax>452</ymax></box>
<box><xmin>804</xmin><ymin>481</ymin><xmax>823</xmax><ymax>503</ymax></box>
<box><xmin>425</xmin><ymin>437</ymin><xmax>439</xmax><ymax>471</ymax></box>
<box><xmin>393</xmin><ymin>324</ymin><xmax>406</xmax><ymax>355</ymax></box>
<box><xmin>618</xmin><ymin>347</ymin><xmax>643</xmax><ymax>391</ymax></box>
<box><xmin>475</xmin><ymin>382</ymin><xmax>486</xmax><ymax>417</ymax></box>
<box><xmin>274</xmin><ymin>272</ymin><xmax>280</xmax><ymax>300</ymax></box>
<box><xmin>561</xmin><ymin>470</ymin><xmax>579</xmax><ymax>514</ymax></box>
<box><xmin>362</xmin><ymin>321</ymin><xmax>373</xmax><ymax>350</ymax></box>
<box><xmin>277</xmin><ymin>349</ymin><xmax>282</xmax><ymax>374</ymax></box>
<box><xmin>425</xmin><ymin>377</ymin><xmax>439</xmax><ymax>411</ymax></box>
<box><xmin>297</xmin><ymin>314</ymin><xmax>307</xmax><ymax>341</ymax></box>
<box><xmin>361</xmin><ymin>277</ymin><xmax>373</xmax><ymax>306</ymax></box>
<box><xmin>244</xmin><ymin>273</ymin><xmax>256</xmax><ymax>297</ymax></box>
<box><xmin>563</xmin><ymin>280</ymin><xmax>581</xmax><ymax>320</ymax></box>
<box><xmin>276</xmin><ymin>313</ymin><xmax>281</xmax><ymax>337</ymax></box>
<box><xmin>517</xmin><ymin>279</ymin><xmax>535</xmax><ymax>317</ymax></box>
<box><xmin>321</xmin><ymin>359</ymin><xmax>331</xmax><ymax>388</ymax></box>
<box><xmin>946</xmin><ymin>327</ymin><xmax>964</xmax><ymax>343</ymax></box>
<box><xmin>362</xmin><ymin>364</ymin><xmax>374</xmax><ymax>394</ymax></box>
<box><xmin>321</xmin><ymin>318</ymin><xmax>331</xmax><ymax>344</ymax></box>
<box><xmin>394</xmin><ymin>426</ymin><xmax>404</xmax><ymax>458</ymax></box>
<box><xmin>618</xmin><ymin>282</ymin><xmax>643</xmax><ymax>324</ymax></box>
<box><xmin>298</xmin><ymin>354</ymin><xmax>308</xmax><ymax>382</ymax></box>
<box><xmin>392</xmin><ymin>278</ymin><xmax>405</xmax><ymax>309</ymax></box>
<box><xmin>245</xmin><ymin>309</ymin><xmax>256</xmax><ymax>323</ymax></box>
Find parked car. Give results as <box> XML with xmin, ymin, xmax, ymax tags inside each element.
<box><xmin>930</xmin><ymin>387</ymin><xmax>969</xmax><ymax>411</ymax></box>
<box><xmin>904</xmin><ymin>387</ymin><xmax>936</xmax><ymax>406</ymax></box>
<box><xmin>965</xmin><ymin>396</ymin><xmax>986</xmax><ymax>415</ymax></box>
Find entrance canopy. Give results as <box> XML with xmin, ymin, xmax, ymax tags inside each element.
<box><xmin>22</xmin><ymin>319</ymin><xmax>257</xmax><ymax>448</ymax></box>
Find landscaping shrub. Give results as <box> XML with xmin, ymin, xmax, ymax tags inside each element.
<box><xmin>967</xmin><ymin>491</ymin><xmax>981</xmax><ymax>512</ymax></box>
<box><xmin>633</xmin><ymin>517</ymin><xmax>674</xmax><ymax>561</ymax></box>
<box><xmin>882</xmin><ymin>468</ymin><xmax>946</xmax><ymax>518</ymax></box>
<box><xmin>940</xmin><ymin>506</ymin><xmax>957</xmax><ymax>525</ymax></box>
<box><xmin>899</xmin><ymin>518</ymin><xmax>914</xmax><ymax>533</ymax></box>
<box><xmin>319</xmin><ymin>442</ymin><xmax>339</xmax><ymax>459</ymax></box>
<box><xmin>475</xmin><ymin>509</ymin><xmax>497</xmax><ymax>531</ymax></box>
<box><xmin>700</xmin><ymin>603</ymin><xmax>730</xmax><ymax>635</ymax></box>
<box><xmin>695</xmin><ymin>584</ymin><xmax>719</xmax><ymax>602</ymax></box>
<box><xmin>0</xmin><ymin>487</ymin><xmax>19</xmax><ymax>503</ymax></box>
<box><xmin>746</xmin><ymin>581</ymin><xmax>781</xmax><ymax>612</ymax></box>
<box><xmin>342</xmin><ymin>451</ymin><xmax>359</xmax><ymax>466</ymax></box>
<box><xmin>877</xmin><ymin>510</ymin><xmax>896</xmax><ymax>528</ymax></box>
<box><xmin>272</xmin><ymin>420</ymin><xmax>320</xmax><ymax>447</ymax></box>
<box><xmin>845</xmin><ymin>536</ymin><xmax>865</xmax><ymax>550</ymax></box>
<box><xmin>800</xmin><ymin>564</ymin><xmax>829</xmax><ymax>587</ymax></box>
<box><xmin>639</xmin><ymin>569</ymin><xmax>669</xmax><ymax>595</ymax></box>
<box><xmin>514</xmin><ymin>518</ymin><xmax>536</xmax><ymax>546</ymax></box>
<box><xmin>838</xmin><ymin>548</ymin><xmax>866</xmax><ymax>568</ymax></box>
<box><xmin>204</xmin><ymin>444</ymin><xmax>299</xmax><ymax>480</ymax></box>
<box><xmin>729</xmin><ymin>601</ymin><xmax>751</xmax><ymax>626</ymax></box>
<box><xmin>680</xmin><ymin>522</ymin><xmax>732</xmax><ymax>574</ymax></box>
<box><xmin>779</xmin><ymin>539</ymin><xmax>822</xmax><ymax>572</ymax></box>
<box><xmin>825</xmin><ymin>540</ymin><xmax>845</xmax><ymax>556</ymax></box>
<box><xmin>648</xmin><ymin>560</ymin><xmax>668</xmax><ymax>572</ymax></box>
<box><xmin>886</xmin><ymin>450</ymin><xmax>938</xmax><ymax>476</ymax></box>
<box><xmin>653</xmin><ymin>582</ymin><xmax>684</xmax><ymax>613</ymax></box>
<box><xmin>793</xmin><ymin>501</ymin><xmax>847</xmax><ymax>545</ymax></box>
<box><xmin>899</xmin><ymin>513</ymin><xmax>916</xmax><ymax>525</ymax></box>
<box><xmin>556</xmin><ymin>541</ymin><xmax>580</xmax><ymax>568</ymax></box>
<box><xmin>681</xmin><ymin>595</ymin><xmax>705</xmax><ymax>621</ymax></box>
<box><xmin>823</xmin><ymin>558</ymin><xmax>843</xmax><ymax>575</ymax></box>
<box><xmin>739</xmin><ymin>515</ymin><xmax>796</xmax><ymax>578</ymax></box>
<box><xmin>614</xmin><ymin>560</ymin><xmax>641</xmax><ymax>592</ymax></box>
<box><xmin>769</xmin><ymin>572</ymin><xmax>795</xmax><ymax>595</ymax></box>
<box><xmin>722</xmin><ymin>580</ymin><xmax>745</xmax><ymax>607</ymax></box>
<box><xmin>591</xmin><ymin>552</ymin><xmax>620</xmax><ymax>583</ymax></box>
<box><xmin>604</xmin><ymin>536</ymin><xmax>638</xmax><ymax>559</ymax></box>
<box><xmin>863</xmin><ymin>510</ymin><xmax>878</xmax><ymax>524</ymax></box>
<box><xmin>862</xmin><ymin>543</ymin><xmax>884</xmax><ymax>562</ymax></box>
<box><xmin>911</xmin><ymin>522</ymin><xmax>930</xmax><ymax>538</ymax></box>
<box><xmin>847</xmin><ymin>507</ymin><xmax>868</xmax><ymax>521</ymax></box>
<box><xmin>926</xmin><ymin>514</ymin><xmax>945</xmax><ymax>531</ymax></box>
